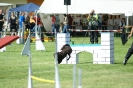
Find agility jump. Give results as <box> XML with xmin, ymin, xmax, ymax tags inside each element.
<box><xmin>31</xmin><ymin>76</ymin><xmax>55</xmax><ymax>83</ymax></box>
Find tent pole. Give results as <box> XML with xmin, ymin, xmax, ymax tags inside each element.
<box><xmin>126</xmin><ymin>16</ymin><xmax>129</xmax><ymax>26</ymax></box>
<box><xmin>66</xmin><ymin>5</ymin><xmax>68</xmax><ymax>16</ymax></box>
<box><xmin>126</xmin><ymin>16</ymin><xmax>129</xmax><ymax>33</ymax></box>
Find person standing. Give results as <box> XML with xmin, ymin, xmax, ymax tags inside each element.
<box><xmin>68</xmin><ymin>14</ymin><xmax>73</xmax><ymax>36</ymax></box>
<box><xmin>19</xmin><ymin>12</ymin><xmax>25</xmax><ymax>31</ymax></box>
<box><xmin>51</xmin><ymin>15</ymin><xmax>56</xmax><ymax>36</ymax></box>
<box><xmin>68</xmin><ymin>14</ymin><xmax>73</xmax><ymax>29</ymax></box>
<box><xmin>34</xmin><ymin>14</ymin><xmax>44</xmax><ymax>42</ymax></box>
<box><xmin>62</xmin><ymin>14</ymin><xmax>68</xmax><ymax>33</ymax></box>
<box><xmin>55</xmin><ymin>14</ymin><xmax>60</xmax><ymax>33</ymax></box>
<box><xmin>119</xmin><ymin>18</ymin><xmax>127</xmax><ymax>45</ymax></box>
<box><xmin>119</xmin><ymin>18</ymin><xmax>126</xmax><ymax>29</ymax></box>
<box><xmin>18</xmin><ymin>12</ymin><xmax>25</xmax><ymax>44</ymax></box>
<box><xmin>87</xmin><ymin>9</ymin><xmax>99</xmax><ymax>44</ymax></box>
<box><xmin>0</xmin><ymin>9</ymin><xmax>4</xmax><ymax>38</ymax></box>
<box><xmin>123</xmin><ymin>27</ymin><xmax>133</xmax><ymax>65</ymax></box>
<box><xmin>102</xmin><ymin>14</ymin><xmax>109</xmax><ymax>30</ymax></box>
<box><xmin>25</xmin><ymin>12</ymin><xmax>30</xmax><ymax>31</ymax></box>
<box><xmin>9</xmin><ymin>12</ymin><xmax>17</xmax><ymax>36</ymax></box>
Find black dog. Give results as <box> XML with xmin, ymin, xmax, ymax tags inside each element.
<box><xmin>54</xmin><ymin>44</ymin><xmax>72</xmax><ymax>64</ymax></box>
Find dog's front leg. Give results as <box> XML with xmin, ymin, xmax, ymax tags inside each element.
<box><xmin>67</xmin><ymin>55</ymin><xmax>71</xmax><ymax>60</ymax></box>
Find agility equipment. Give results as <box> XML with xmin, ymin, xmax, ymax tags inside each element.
<box><xmin>44</xmin><ymin>36</ymin><xmax>55</xmax><ymax>42</ymax></box>
<box><xmin>21</xmin><ymin>34</ymin><xmax>33</xmax><ymax>88</ymax></box>
<box><xmin>35</xmin><ymin>32</ymin><xmax>45</xmax><ymax>51</ymax></box>
<box><xmin>54</xmin><ymin>30</ymin><xmax>61</xmax><ymax>88</ymax></box>
<box><xmin>73</xmin><ymin>64</ymin><xmax>76</xmax><ymax>88</ymax></box>
<box><xmin>21</xmin><ymin>34</ymin><xmax>31</xmax><ymax>56</ymax></box>
<box><xmin>78</xmin><ymin>68</ymin><xmax>82</xmax><ymax>88</ymax></box>
<box><xmin>16</xmin><ymin>29</ymin><xmax>21</xmax><ymax>44</ymax></box>
<box><xmin>21</xmin><ymin>32</ymin><xmax>45</xmax><ymax>53</ymax></box>
<box><xmin>31</xmin><ymin>76</ymin><xmax>55</xmax><ymax>83</ymax></box>
<box><xmin>22</xmin><ymin>32</ymin><xmax>60</xmax><ymax>88</ymax></box>
<box><xmin>0</xmin><ymin>31</ymin><xmax>6</xmax><ymax>52</ymax></box>
<box><xmin>0</xmin><ymin>36</ymin><xmax>19</xmax><ymax>49</ymax></box>
<box><xmin>57</xmin><ymin>32</ymin><xmax>114</xmax><ymax>64</ymax></box>
<box><xmin>57</xmin><ymin>33</ymin><xmax>70</xmax><ymax>64</ymax></box>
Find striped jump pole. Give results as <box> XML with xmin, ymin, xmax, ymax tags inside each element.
<box><xmin>0</xmin><ymin>29</ymin><xmax>123</xmax><ymax>35</ymax></box>
<box><xmin>69</xmin><ymin>29</ymin><xmax>122</xmax><ymax>32</ymax></box>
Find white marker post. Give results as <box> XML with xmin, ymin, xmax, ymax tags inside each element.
<box><xmin>21</xmin><ymin>34</ymin><xmax>33</xmax><ymax>88</ymax></box>
<box><xmin>73</xmin><ymin>64</ymin><xmax>76</xmax><ymax>88</ymax></box>
<box><xmin>78</xmin><ymin>69</ymin><xmax>82</xmax><ymax>88</ymax></box>
<box><xmin>55</xmin><ymin>30</ymin><xmax>61</xmax><ymax>88</ymax></box>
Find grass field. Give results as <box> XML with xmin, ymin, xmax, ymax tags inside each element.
<box><xmin>0</xmin><ymin>36</ymin><xmax>133</xmax><ymax>88</ymax></box>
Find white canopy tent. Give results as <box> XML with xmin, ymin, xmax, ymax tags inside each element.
<box><xmin>0</xmin><ymin>3</ymin><xmax>12</xmax><ymax>6</ymax></box>
<box><xmin>39</xmin><ymin>0</ymin><xmax>133</xmax><ymax>15</ymax></box>
<box><xmin>39</xmin><ymin>0</ymin><xmax>75</xmax><ymax>14</ymax></box>
<box><xmin>38</xmin><ymin>0</ymin><xmax>133</xmax><ymax>31</ymax></box>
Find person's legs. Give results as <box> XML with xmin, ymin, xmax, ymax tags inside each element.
<box><xmin>0</xmin><ymin>25</ymin><xmax>2</xmax><ymax>38</ymax></box>
<box><xmin>66</xmin><ymin>24</ymin><xmax>69</xmax><ymax>33</ymax></box>
<box><xmin>0</xmin><ymin>31</ymin><xmax>1</xmax><ymax>38</ymax></box>
<box><xmin>105</xmin><ymin>26</ymin><xmax>107</xmax><ymax>30</ymax></box>
<box><xmin>94</xmin><ymin>26</ymin><xmax>98</xmax><ymax>43</ymax></box>
<box><xmin>56</xmin><ymin>24</ymin><xmax>60</xmax><ymax>33</ymax></box>
<box><xmin>102</xmin><ymin>26</ymin><xmax>106</xmax><ymax>30</ymax></box>
<box><xmin>94</xmin><ymin>31</ymin><xmax>98</xmax><ymax>43</ymax></box>
<box><xmin>82</xmin><ymin>25</ymin><xmax>86</xmax><ymax>36</ymax></box>
<box><xmin>62</xmin><ymin>25</ymin><xmax>67</xmax><ymax>33</ymax></box>
<box><xmin>52</xmin><ymin>24</ymin><xmax>56</xmax><ymax>36</ymax></box>
<box><xmin>123</xmin><ymin>42</ymin><xmax>133</xmax><ymax>65</ymax></box>
<box><xmin>90</xmin><ymin>26</ymin><xmax>94</xmax><ymax>44</ymax></box>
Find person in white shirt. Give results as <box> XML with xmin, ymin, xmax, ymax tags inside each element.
<box><xmin>62</xmin><ymin>14</ymin><xmax>69</xmax><ymax>33</ymax></box>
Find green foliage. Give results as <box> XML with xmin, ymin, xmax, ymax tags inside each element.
<box><xmin>0</xmin><ymin>37</ymin><xmax>133</xmax><ymax>88</ymax></box>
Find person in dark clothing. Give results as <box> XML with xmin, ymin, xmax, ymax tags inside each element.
<box><xmin>119</xmin><ymin>18</ymin><xmax>127</xmax><ymax>45</ymax></box>
<box><xmin>68</xmin><ymin>14</ymin><xmax>73</xmax><ymax>36</ymax></box>
<box><xmin>87</xmin><ymin>9</ymin><xmax>99</xmax><ymax>44</ymax></box>
<box><xmin>119</xmin><ymin>18</ymin><xmax>126</xmax><ymax>29</ymax></box>
<box><xmin>0</xmin><ymin>9</ymin><xmax>4</xmax><ymax>38</ymax></box>
<box><xmin>102</xmin><ymin>14</ymin><xmax>108</xmax><ymax>30</ymax></box>
<box><xmin>25</xmin><ymin>13</ymin><xmax>30</xmax><ymax>31</ymax></box>
<box><xmin>123</xmin><ymin>27</ymin><xmax>133</xmax><ymax>65</ymax></box>
<box><xmin>9</xmin><ymin>12</ymin><xmax>17</xmax><ymax>36</ymax></box>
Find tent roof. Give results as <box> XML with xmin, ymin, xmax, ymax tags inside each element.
<box><xmin>39</xmin><ymin>0</ymin><xmax>133</xmax><ymax>15</ymax></box>
<box><xmin>9</xmin><ymin>2</ymin><xmax>39</xmax><ymax>12</ymax></box>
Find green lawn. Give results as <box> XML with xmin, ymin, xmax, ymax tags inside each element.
<box><xmin>0</xmin><ymin>37</ymin><xmax>133</xmax><ymax>88</ymax></box>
